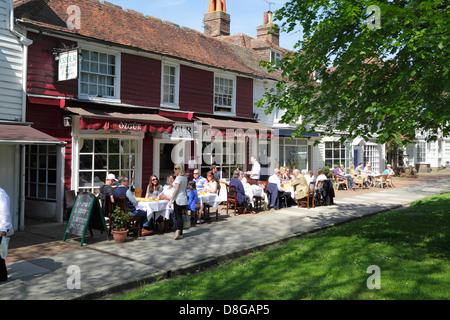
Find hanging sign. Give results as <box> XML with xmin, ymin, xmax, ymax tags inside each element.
<box><xmin>58</xmin><ymin>49</ymin><xmax>79</xmax><ymax>81</ymax></box>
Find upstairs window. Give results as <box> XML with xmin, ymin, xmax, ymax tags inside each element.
<box><xmin>161</xmin><ymin>62</ymin><xmax>180</xmax><ymax>108</ymax></box>
<box><xmin>271</xmin><ymin>50</ymin><xmax>282</xmax><ymax>67</ymax></box>
<box><xmin>214</xmin><ymin>75</ymin><xmax>235</xmax><ymax>114</ymax></box>
<box><xmin>80</xmin><ymin>48</ymin><xmax>120</xmax><ymax>99</ymax></box>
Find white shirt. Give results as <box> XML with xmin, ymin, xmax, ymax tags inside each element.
<box><xmin>0</xmin><ymin>188</ymin><xmax>12</xmax><ymax>233</ymax></box>
<box><xmin>268</xmin><ymin>174</ymin><xmax>285</xmax><ymax>192</ymax></box>
<box><xmin>173</xmin><ymin>175</ymin><xmax>188</xmax><ymax>205</ymax></box>
<box><xmin>250</xmin><ymin>161</ymin><xmax>261</xmax><ymax>180</ymax></box>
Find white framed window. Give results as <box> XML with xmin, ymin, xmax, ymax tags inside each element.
<box><xmin>324</xmin><ymin>141</ymin><xmax>350</xmax><ymax>169</ymax></box>
<box><xmin>161</xmin><ymin>62</ymin><xmax>180</xmax><ymax>108</ymax></box>
<box><xmin>77</xmin><ymin>136</ymin><xmax>140</xmax><ymax>194</ymax></box>
<box><xmin>417</xmin><ymin>142</ymin><xmax>427</xmax><ymax>163</ymax></box>
<box><xmin>363</xmin><ymin>144</ymin><xmax>381</xmax><ymax>173</ymax></box>
<box><xmin>271</xmin><ymin>50</ymin><xmax>282</xmax><ymax>67</ymax></box>
<box><xmin>444</xmin><ymin>141</ymin><xmax>450</xmax><ymax>158</ymax></box>
<box><xmin>79</xmin><ymin>47</ymin><xmax>120</xmax><ymax>100</ymax></box>
<box><xmin>214</xmin><ymin>74</ymin><xmax>236</xmax><ymax>114</ymax></box>
<box><xmin>25</xmin><ymin>145</ymin><xmax>58</xmax><ymax>201</ymax></box>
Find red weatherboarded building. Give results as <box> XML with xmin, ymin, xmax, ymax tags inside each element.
<box><xmin>14</xmin><ymin>0</ymin><xmax>283</xmax><ymax>222</ymax></box>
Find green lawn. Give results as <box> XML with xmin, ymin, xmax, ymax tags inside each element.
<box><xmin>115</xmin><ymin>193</ymin><xmax>450</xmax><ymax>300</ymax></box>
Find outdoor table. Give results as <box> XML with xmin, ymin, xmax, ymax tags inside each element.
<box><xmin>218</xmin><ymin>183</ymin><xmax>267</xmax><ymax>208</ymax></box>
<box><xmin>136</xmin><ymin>197</ymin><xmax>171</xmax><ymax>222</ymax></box>
<box><xmin>281</xmin><ymin>182</ymin><xmax>295</xmax><ymax>199</ymax></box>
<box><xmin>244</xmin><ymin>184</ymin><xmax>267</xmax><ymax>207</ymax></box>
<box><xmin>197</xmin><ymin>192</ymin><xmax>221</xmax><ymax>213</ymax></box>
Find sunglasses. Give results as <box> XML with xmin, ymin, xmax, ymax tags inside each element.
<box><xmin>152</xmin><ymin>178</ymin><xmax>158</xmax><ymax>181</ymax></box>
<box><xmin>174</xmin><ymin>167</ymin><xmax>180</xmax><ymax>170</ymax></box>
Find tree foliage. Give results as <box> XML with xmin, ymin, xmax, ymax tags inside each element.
<box><xmin>258</xmin><ymin>0</ymin><xmax>449</xmax><ymax>144</ymax></box>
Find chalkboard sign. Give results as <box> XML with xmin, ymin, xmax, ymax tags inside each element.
<box><xmin>63</xmin><ymin>192</ymin><xmax>109</xmax><ymax>245</ymax></box>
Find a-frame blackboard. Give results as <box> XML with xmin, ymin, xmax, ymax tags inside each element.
<box><xmin>63</xmin><ymin>192</ymin><xmax>109</xmax><ymax>245</ymax></box>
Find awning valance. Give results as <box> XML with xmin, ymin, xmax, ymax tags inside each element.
<box><xmin>195</xmin><ymin>116</ymin><xmax>273</xmax><ymax>139</ymax></box>
<box><xmin>0</xmin><ymin>124</ymin><xmax>65</xmax><ymax>145</ymax></box>
<box><xmin>66</xmin><ymin>107</ymin><xmax>174</xmax><ymax>134</ymax></box>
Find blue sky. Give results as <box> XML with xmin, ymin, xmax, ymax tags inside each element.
<box><xmin>105</xmin><ymin>0</ymin><xmax>302</xmax><ymax>51</ymax></box>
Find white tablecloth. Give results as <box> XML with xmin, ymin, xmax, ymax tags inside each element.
<box><xmin>198</xmin><ymin>193</ymin><xmax>221</xmax><ymax>213</ymax></box>
<box><xmin>136</xmin><ymin>199</ymin><xmax>171</xmax><ymax>221</ymax></box>
<box><xmin>219</xmin><ymin>184</ymin><xmax>267</xmax><ymax>207</ymax></box>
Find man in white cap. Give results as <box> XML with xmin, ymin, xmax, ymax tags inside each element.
<box><xmin>99</xmin><ymin>173</ymin><xmax>117</xmax><ymax>216</ymax></box>
<box><xmin>0</xmin><ymin>187</ymin><xmax>12</xmax><ymax>281</ymax></box>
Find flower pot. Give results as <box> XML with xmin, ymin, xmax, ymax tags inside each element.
<box><xmin>112</xmin><ymin>229</ymin><xmax>128</xmax><ymax>243</ymax></box>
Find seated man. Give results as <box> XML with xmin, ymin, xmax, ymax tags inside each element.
<box><xmin>268</xmin><ymin>168</ymin><xmax>291</xmax><ymax>209</ymax></box>
<box><xmin>291</xmin><ymin>169</ymin><xmax>309</xmax><ymax>201</ymax></box>
<box><xmin>99</xmin><ymin>173</ymin><xmax>116</xmax><ymax>216</ymax></box>
<box><xmin>192</xmin><ymin>169</ymin><xmax>207</xmax><ymax>192</ymax></box>
<box><xmin>340</xmin><ymin>164</ymin><xmax>356</xmax><ymax>190</ymax></box>
<box><xmin>229</xmin><ymin>170</ymin><xmax>249</xmax><ymax>213</ymax></box>
<box><xmin>113</xmin><ymin>175</ymin><xmax>152</xmax><ymax>236</ymax></box>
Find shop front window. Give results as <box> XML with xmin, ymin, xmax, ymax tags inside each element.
<box><xmin>25</xmin><ymin>145</ymin><xmax>57</xmax><ymax>201</ymax></box>
<box><xmin>78</xmin><ymin>137</ymin><xmax>138</xmax><ymax>193</ymax></box>
<box><xmin>278</xmin><ymin>138</ymin><xmax>308</xmax><ymax>171</ymax></box>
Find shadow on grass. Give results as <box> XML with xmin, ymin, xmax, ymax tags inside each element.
<box><xmin>119</xmin><ymin>194</ymin><xmax>450</xmax><ymax>300</ymax></box>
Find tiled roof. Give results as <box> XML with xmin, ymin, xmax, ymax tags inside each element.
<box><xmin>14</xmin><ymin>0</ymin><xmax>284</xmax><ymax>81</ymax></box>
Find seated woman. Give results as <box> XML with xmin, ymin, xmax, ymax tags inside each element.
<box><xmin>203</xmin><ymin>171</ymin><xmax>218</xmax><ymax>194</ymax></box>
<box><xmin>315</xmin><ymin>169</ymin><xmax>328</xmax><ymax>190</ymax></box>
<box><xmin>145</xmin><ymin>175</ymin><xmax>163</xmax><ymax>199</ymax></box>
<box><xmin>280</xmin><ymin>166</ymin><xmax>292</xmax><ymax>180</ymax></box>
<box><xmin>158</xmin><ymin>175</ymin><xmax>175</xmax><ymax>200</ymax></box>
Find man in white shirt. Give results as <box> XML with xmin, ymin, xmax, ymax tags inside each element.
<box><xmin>247</xmin><ymin>156</ymin><xmax>261</xmax><ymax>181</ymax></box>
<box><xmin>268</xmin><ymin>168</ymin><xmax>285</xmax><ymax>192</ymax></box>
<box><xmin>0</xmin><ymin>187</ymin><xmax>13</xmax><ymax>282</ymax></box>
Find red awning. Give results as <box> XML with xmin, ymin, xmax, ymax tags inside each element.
<box><xmin>0</xmin><ymin>124</ymin><xmax>65</xmax><ymax>145</ymax></box>
<box><xmin>66</xmin><ymin>107</ymin><xmax>174</xmax><ymax>134</ymax></box>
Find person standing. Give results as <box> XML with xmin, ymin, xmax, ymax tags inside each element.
<box><xmin>169</xmin><ymin>164</ymin><xmax>188</xmax><ymax>240</ymax></box>
<box><xmin>0</xmin><ymin>187</ymin><xmax>13</xmax><ymax>282</ymax></box>
<box><xmin>246</xmin><ymin>156</ymin><xmax>261</xmax><ymax>182</ymax></box>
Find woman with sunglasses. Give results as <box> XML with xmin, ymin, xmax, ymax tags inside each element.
<box><xmin>168</xmin><ymin>164</ymin><xmax>188</xmax><ymax>240</ymax></box>
<box><xmin>145</xmin><ymin>175</ymin><xmax>163</xmax><ymax>199</ymax></box>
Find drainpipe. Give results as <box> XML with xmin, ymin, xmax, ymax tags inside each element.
<box><xmin>20</xmin><ymin>145</ymin><xmax>26</xmax><ymax>231</ymax></box>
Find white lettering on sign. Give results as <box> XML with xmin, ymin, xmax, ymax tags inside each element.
<box><xmin>118</xmin><ymin>122</ymin><xmax>142</xmax><ymax>131</ymax></box>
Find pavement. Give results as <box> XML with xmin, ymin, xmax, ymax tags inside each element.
<box><xmin>2</xmin><ymin>173</ymin><xmax>450</xmax><ymax>300</ymax></box>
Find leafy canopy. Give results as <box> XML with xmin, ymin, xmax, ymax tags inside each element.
<box><xmin>258</xmin><ymin>0</ymin><xmax>449</xmax><ymax>144</ymax></box>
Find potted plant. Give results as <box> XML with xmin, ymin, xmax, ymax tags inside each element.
<box><xmin>111</xmin><ymin>206</ymin><xmax>131</xmax><ymax>243</ymax></box>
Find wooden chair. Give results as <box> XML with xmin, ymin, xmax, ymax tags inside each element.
<box><xmin>333</xmin><ymin>175</ymin><xmax>348</xmax><ymax>190</ymax></box>
<box><xmin>226</xmin><ymin>184</ymin><xmax>246</xmax><ymax>216</ymax></box>
<box><xmin>134</xmin><ymin>188</ymin><xmax>143</xmax><ymax>198</ymax></box>
<box><xmin>386</xmin><ymin>175</ymin><xmax>394</xmax><ymax>187</ymax></box>
<box><xmin>246</xmin><ymin>179</ymin><xmax>254</xmax><ymax>185</ymax></box>
<box><xmin>375</xmin><ymin>174</ymin><xmax>388</xmax><ymax>188</ymax></box>
<box><xmin>113</xmin><ymin>196</ymin><xmax>142</xmax><ymax>237</ymax></box>
<box><xmin>353</xmin><ymin>175</ymin><xmax>367</xmax><ymax>189</ymax></box>
<box><xmin>298</xmin><ymin>181</ymin><xmax>316</xmax><ymax>209</ymax></box>
<box><xmin>253</xmin><ymin>181</ymin><xmax>267</xmax><ymax>211</ymax></box>
<box><xmin>64</xmin><ymin>190</ymin><xmax>76</xmax><ymax>221</ymax></box>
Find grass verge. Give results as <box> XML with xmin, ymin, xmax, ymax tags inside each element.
<box><xmin>115</xmin><ymin>193</ymin><xmax>450</xmax><ymax>300</ymax></box>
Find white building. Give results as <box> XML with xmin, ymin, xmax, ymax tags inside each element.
<box><xmin>404</xmin><ymin>131</ymin><xmax>450</xmax><ymax>171</ymax></box>
<box><xmin>0</xmin><ymin>0</ymin><xmax>64</xmax><ymax>231</ymax></box>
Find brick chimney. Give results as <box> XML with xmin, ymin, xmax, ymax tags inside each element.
<box><xmin>256</xmin><ymin>11</ymin><xmax>280</xmax><ymax>46</ymax></box>
<box><xmin>204</xmin><ymin>0</ymin><xmax>230</xmax><ymax>37</ymax></box>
